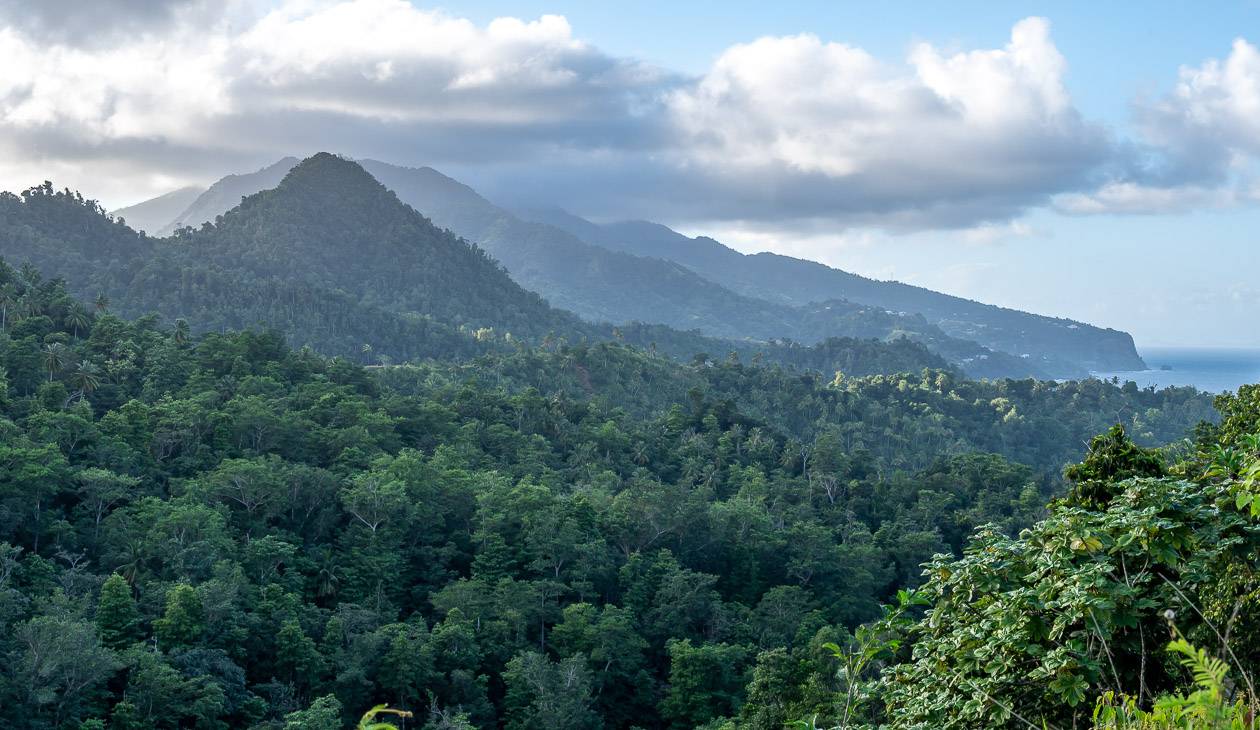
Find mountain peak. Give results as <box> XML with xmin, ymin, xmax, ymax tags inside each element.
<box><xmin>223</xmin><ymin>153</ymin><xmax>411</xmax><ymax>230</ymax></box>
<box><xmin>277</xmin><ymin>153</ymin><xmax>382</xmax><ymax>194</ymax></box>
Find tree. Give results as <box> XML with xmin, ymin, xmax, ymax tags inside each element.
<box><xmin>154</xmin><ymin>583</ymin><xmax>205</xmax><ymax>649</ymax></box>
<box><xmin>503</xmin><ymin>651</ymin><xmax>601</xmax><ymax>730</ymax></box>
<box><xmin>77</xmin><ymin>468</ymin><xmax>140</xmax><ymax>544</ymax></box>
<box><xmin>65</xmin><ymin>305</ymin><xmax>91</xmax><ymax>339</ymax></box>
<box><xmin>1063</xmin><ymin>424</ymin><xmax>1164</xmax><ymax>508</ymax></box>
<box><xmin>173</xmin><ymin>318</ymin><xmax>191</xmax><ymax>346</ymax></box>
<box><xmin>375</xmin><ymin>622</ymin><xmax>433</xmax><ymax>710</ymax></box>
<box><xmin>96</xmin><ymin>574</ymin><xmax>142</xmax><ymax>649</ymax></box>
<box><xmin>0</xmin><ymin>283</ymin><xmax>16</xmax><ymax>330</ymax></box>
<box><xmin>662</xmin><ymin>640</ymin><xmax>750</xmax><ymax>729</ymax></box>
<box><xmin>284</xmin><ymin>694</ymin><xmax>343</xmax><ymax>730</ymax></box>
<box><xmin>878</xmin><ymin>475</ymin><xmax>1258</xmax><ymax>728</ymax></box>
<box><xmin>275</xmin><ymin>619</ymin><xmax>324</xmax><ymax>691</ymax></box>
<box><xmin>17</xmin><ymin>613</ymin><xmax>120</xmax><ymax>727</ymax></box>
<box><xmin>339</xmin><ymin>472</ymin><xmax>408</xmax><ymax>534</ymax></box>
<box><xmin>42</xmin><ymin>342</ymin><xmax>68</xmax><ymax>382</ymax></box>
<box><xmin>69</xmin><ymin>360</ymin><xmax>102</xmax><ymax>400</ymax></box>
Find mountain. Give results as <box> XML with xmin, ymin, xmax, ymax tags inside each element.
<box><xmin>109</xmin><ymin>185</ymin><xmax>204</xmax><ymax>234</ymax></box>
<box><xmin>0</xmin><ymin>157</ymin><xmax>582</xmax><ymax>360</ymax></box>
<box><xmin>0</xmin><ymin>158</ymin><xmax>952</xmax><ymax>378</ymax></box>
<box><xmin>130</xmin><ymin>157</ymin><xmax>1039</xmax><ymax>376</ymax></box>
<box><xmin>358</xmin><ymin>161</ymin><xmax>1055</xmax><ymax>378</ymax></box>
<box><xmin>123</xmin><ymin>157</ymin><xmax>1139</xmax><ymax>378</ymax></box>
<box><xmin>519</xmin><ymin>209</ymin><xmax>1147</xmax><ymax>374</ymax></box>
<box><xmin>159</xmin><ymin>157</ymin><xmax>300</xmax><ymax>235</ymax></box>
<box><xmin>359</xmin><ymin>160</ymin><xmax>808</xmax><ymax>339</ymax></box>
<box><xmin>172</xmin><ymin>153</ymin><xmax>575</xmax><ymax>339</ymax></box>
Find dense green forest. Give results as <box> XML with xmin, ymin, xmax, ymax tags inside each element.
<box><xmin>0</xmin><ymin>253</ymin><xmax>1246</xmax><ymax>729</ymax></box>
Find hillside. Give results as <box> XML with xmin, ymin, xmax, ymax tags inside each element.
<box><xmin>0</xmin><ymin>163</ymin><xmax>953</xmax><ymax>379</ymax></box>
<box><xmin>519</xmin><ymin>209</ymin><xmax>1148</xmax><ymax>374</ymax></box>
<box><xmin>109</xmin><ymin>186</ymin><xmax>204</xmax><ymax>235</ymax></box>
<box><xmin>0</xmin><ymin>259</ymin><xmax>1223</xmax><ymax>729</ymax></box>
<box><xmin>361</xmin><ymin>160</ymin><xmax>1042</xmax><ymax>374</ymax></box>
<box><xmin>160</xmin><ymin>157</ymin><xmax>300</xmax><ymax>235</ymax></box>
<box><xmin>128</xmin><ymin>157</ymin><xmax>1056</xmax><ymax>377</ymax></box>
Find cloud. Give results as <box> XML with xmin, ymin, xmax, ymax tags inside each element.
<box><xmin>1057</xmin><ymin>37</ymin><xmax>1260</xmax><ymax>216</ymax></box>
<box><xmin>0</xmin><ymin>0</ymin><xmax>217</xmax><ymax>46</ymax></box>
<box><xmin>0</xmin><ymin>0</ymin><xmax>672</xmax><ymax>203</ymax></box>
<box><xmin>643</xmin><ymin>18</ymin><xmax>1112</xmax><ymax>228</ymax></box>
<box><xmin>2</xmin><ymin>2</ymin><xmax>1250</xmax><ymax>230</ymax></box>
<box><xmin>473</xmin><ymin>17</ymin><xmax>1120</xmax><ymax>232</ymax></box>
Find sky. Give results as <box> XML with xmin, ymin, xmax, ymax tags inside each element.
<box><xmin>0</xmin><ymin>1</ymin><xmax>1257</xmax><ymax>347</ymax></box>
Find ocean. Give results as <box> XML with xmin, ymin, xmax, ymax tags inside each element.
<box><xmin>1092</xmin><ymin>347</ymin><xmax>1260</xmax><ymax>394</ymax></box>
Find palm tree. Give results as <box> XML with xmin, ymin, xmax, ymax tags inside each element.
<box><xmin>18</xmin><ymin>263</ymin><xmax>41</xmax><ymax>288</ymax></box>
<box><xmin>69</xmin><ymin>360</ymin><xmax>101</xmax><ymax>399</ymax></box>
<box><xmin>93</xmin><ymin>292</ymin><xmax>110</xmax><ymax>314</ymax></box>
<box><xmin>173</xmin><ymin>319</ymin><xmax>190</xmax><ymax>346</ymax></box>
<box><xmin>41</xmin><ymin>342</ymin><xmax>68</xmax><ymax>382</ymax></box>
<box><xmin>64</xmin><ymin>306</ymin><xmax>91</xmax><ymax>338</ymax></box>
<box><xmin>13</xmin><ymin>294</ymin><xmax>35</xmax><ymax>321</ymax></box>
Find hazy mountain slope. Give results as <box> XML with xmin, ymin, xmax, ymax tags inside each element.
<box><xmin>518</xmin><ymin>210</ymin><xmax>1147</xmax><ymax>374</ymax></box>
<box><xmin>169</xmin><ymin>153</ymin><xmax>586</xmax><ymax>342</ymax></box>
<box><xmin>1</xmin><ymin>159</ymin><xmax>956</xmax><ymax>378</ymax></box>
<box><xmin>114</xmin><ymin>157</ymin><xmax>1058</xmax><ymax>377</ymax></box>
<box><xmin>359</xmin><ymin>160</ymin><xmax>1051</xmax><ymax>377</ymax></box>
<box><xmin>159</xmin><ymin>157</ymin><xmax>300</xmax><ymax>235</ymax></box>
<box><xmin>359</xmin><ymin>160</ymin><xmax>810</xmax><ymax>339</ymax></box>
<box><xmin>110</xmin><ymin>186</ymin><xmax>204</xmax><ymax>234</ymax></box>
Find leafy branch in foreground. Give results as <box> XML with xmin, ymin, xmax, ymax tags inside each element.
<box><xmin>1093</xmin><ymin>630</ymin><xmax>1252</xmax><ymax>729</ymax></box>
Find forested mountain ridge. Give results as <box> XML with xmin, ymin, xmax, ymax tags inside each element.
<box><xmin>1</xmin><ymin>159</ymin><xmax>958</xmax><ymax>381</ymax></box>
<box><xmin>121</xmin><ymin>156</ymin><xmax>1130</xmax><ymax>379</ymax></box>
<box><xmin>0</xmin><ymin>164</ymin><xmax>530</xmax><ymax>363</ymax></box>
<box><xmin>518</xmin><ymin>209</ymin><xmax>1148</xmax><ymax>374</ymax></box>
<box><xmin>360</xmin><ymin>161</ymin><xmax>1064</xmax><ymax>379</ymax></box>
<box><xmin>0</xmin><ymin>258</ymin><xmax>1222</xmax><ymax>729</ymax></box>
<box><xmin>156</xmin><ymin>157</ymin><xmax>300</xmax><ymax>236</ymax></box>
<box><xmin>170</xmin><ymin>153</ymin><xmax>575</xmax><ymax>341</ymax></box>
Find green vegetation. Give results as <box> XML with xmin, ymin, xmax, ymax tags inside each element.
<box><xmin>1</xmin><ymin>157</ymin><xmax>967</xmax><ymax>381</ymax></box>
<box><xmin>0</xmin><ymin>152</ymin><xmax>1251</xmax><ymax>728</ymax></box>
<box><xmin>0</xmin><ymin>253</ymin><xmax>1227</xmax><ymax>728</ymax></box>
<box><xmin>732</xmin><ymin>387</ymin><xmax>1260</xmax><ymax>729</ymax></box>
<box><xmin>117</xmin><ymin>156</ymin><xmax>1140</xmax><ymax>378</ymax></box>
<box><xmin>524</xmin><ymin>211</ymin><xmax>1147</xmax><ymax>376</ymax></box>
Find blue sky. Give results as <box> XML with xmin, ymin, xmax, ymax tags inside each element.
<box><xmin>0</xmin><ymin>0</ymin><xmax>1256</xmax><ymax>346</ymax></box>
<box><xmin>441</xmin><ymin>1</ymin><xmax>1260</xmax><ymax>347</ymax></box>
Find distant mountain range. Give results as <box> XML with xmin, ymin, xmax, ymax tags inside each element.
<box><xmin>112</xmin><ymin>156</ymin><xmax>1144</xmax><ymax>378</ymax></box>
<box><xmin>521</xmin><ymin>210</ymin><xmax>1144</xmax><ymax>374</ymax></box>
<box><xmin>4</xmin><ymin>157</ymin><xmax>950</xmax><ymax>379</ymax></box>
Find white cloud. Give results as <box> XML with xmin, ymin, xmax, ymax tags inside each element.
<box><xmin>1060</xmin><ymin>37</ymin><xmax>1260</xmax><ymax>216</ymax></box>
<box><xmin>0</xmin><ymin>0</ymin><xmax>670</xmax><ymax>204</ymax></box>
<box><xmin>1146</xmin><ymin>38</ymin><xmax>1260</xmax><ymax>155</ymax></box>
<box><xmin>3</xmin><ymin>3</ymin><xmax>1254</xmax><ymax>229</ymax></box>
<box><xmin>959</xmin><ymin>220</ymin><xmax>1035</xmax><ymax>245</ymax></box>
<box><xmin>657</xmin><ymin>18</ymin><xmax>1110</xmax><ymax>228</ymax></box>
<box><xmin>1053</xmin><ymin>182</ymin><xmax>1234</xmax><ymax>215</ymax></box>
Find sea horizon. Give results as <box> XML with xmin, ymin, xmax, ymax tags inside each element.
<box><xmin>1091</xmin><ymin>345</ymin><xmax>1260</xmax><ymax>393</ymax></box>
